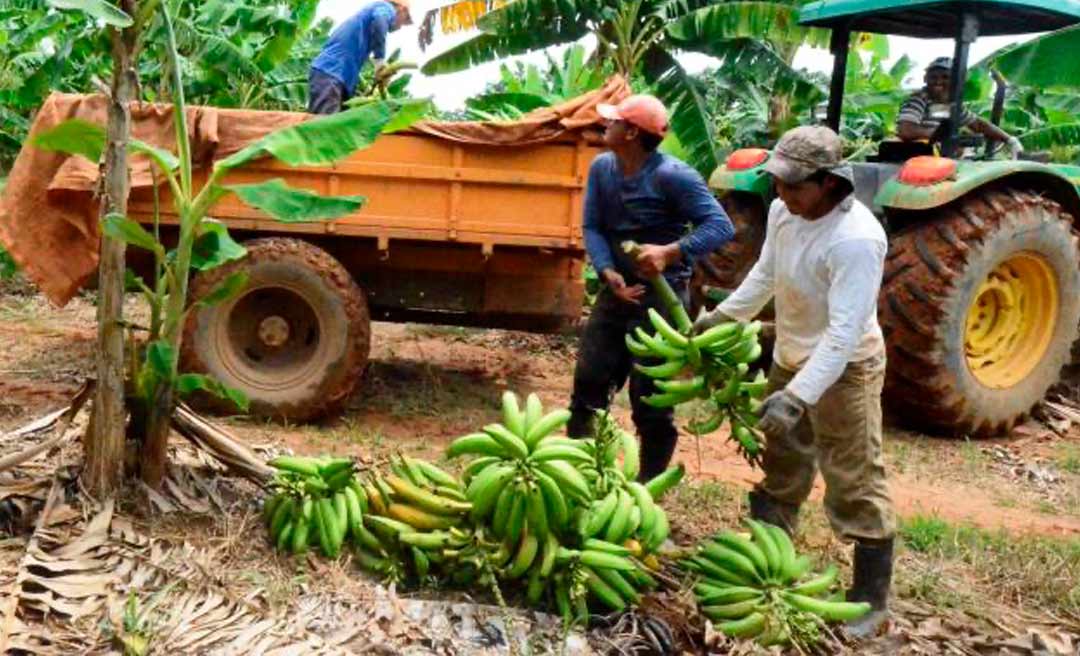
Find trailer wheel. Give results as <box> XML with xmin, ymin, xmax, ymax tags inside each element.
<box><xmin>880</xmin><ymin>189</ymin><xmax>1080</xmax><ymax>436</ymax></box>
<box><xmin>181</xmin><ymin>238</ymin><xmax>370</xmax><ymax>422</ymax></box>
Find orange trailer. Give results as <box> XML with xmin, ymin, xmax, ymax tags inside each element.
<box><xmin>132</xmin><ymin>131</ymin><xmax>601</xmax><ymax>420</ymax></box>
<box><xmin>1</xmin><ymin>88</ymin><xmax>628</xmax><ymax>422</ymax></box>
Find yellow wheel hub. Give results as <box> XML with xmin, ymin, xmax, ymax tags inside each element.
<box><xmin>965</xmin><ymin>252</ymin><xmax>1058</xmax><ymax>389</ymax></box>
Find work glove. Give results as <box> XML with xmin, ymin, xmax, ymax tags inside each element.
<box><xmin>757</xmin><ymin>389</ymin><xmax>807</xmax><ymax>442</ymax></box>
<box><xmin>1007</xmin><ymin>136</ymin><xmax>1024</xmax><ymax>160</ymax></box>
<box><xmin>693</xmin><ymin>306</ymin><xmax>733</xmax><ymax>334</ymax></box>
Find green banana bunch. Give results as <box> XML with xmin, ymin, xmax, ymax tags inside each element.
<box><xmin>448</xmin><ymin>391</ymin><xmax>587</xmax><ymax>547</ymax></box>
<box><xmin>620</xmin><ymin>241</ymin><xmax>767</xmax><ymax>467</ymax></box>
<box><xmin>681</xmin><ymin>520</ymin><xmax>871</xmax><ymax>647</ymax></box>
<box><xmin>264</xmin><ymin>390</ymin><xmax>686</xmax><ymax>625</ymax></box>
<box><xmin>352</xmin><ymin>461</ymin><xmax>478</xmax><ymax>582</ymax></box>
<box><xmin>568</xmin><ymin>413</ymin><xmax>680</xmax><ymax>555</ymax></box>
<box><xmin>552</xmin><ymin>543</ymin><xmax>658</xmax><ymax>617</ymax></box>
<box><xmin>264</xmin><ymin>455</ymin><xmax>365</xmax><ymax>559</ymax></box>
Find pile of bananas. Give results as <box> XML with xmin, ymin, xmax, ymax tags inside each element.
<box><xmin>263</xmin><ymin>455</ymin><xmax>367</xmax><ymax>558</ymax></box>
<box><xmin>620</xmin><ymin>241</ymin><xmax>768</xmax><ymax>465</ymax></box>
<box><xmin>682</xmin><ymin>520</ymin><xmax>870</xmax><ymax>646</ymax></box>
<box><xmin>261</xmin><ymin>391</ymin><xmax>685</xmax><ymax>625</ymax></box>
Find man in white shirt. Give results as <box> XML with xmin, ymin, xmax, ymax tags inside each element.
<box><xmin>696</xmin><ymin>126</ymin><xmax>896</xmax><ymax>638</ymax></box>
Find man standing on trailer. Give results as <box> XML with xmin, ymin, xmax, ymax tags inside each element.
<box><xmin>696</xmin><ymin>126</ymin><xmax>896</xmax><ymax>638</ymax></box>
<box><xmin>308</xmin><ymin>0</ymin><xmax>413</xmax><ymax>114</ymax></box>
<box><xmin>568</xmin><ymin>94</ymin><xmax>734</xmax><ymax>482</ymax></box>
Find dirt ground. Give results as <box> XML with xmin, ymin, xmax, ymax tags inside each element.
<box><xmin>3</xmin><ymin>291</ymin><xmax>1076</xmax><ymax>537</ymax></box>
<box><xmin>1</xmin><ymin>288</ymin><xmax>1079</xmax><ymax>654</ymax></box>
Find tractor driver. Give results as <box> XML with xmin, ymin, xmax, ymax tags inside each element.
<box><xmin>897</xmin><ymin>57</ymin><xmax>1024</xmax><ymax>158</ymax></box>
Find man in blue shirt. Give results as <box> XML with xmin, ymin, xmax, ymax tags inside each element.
<box><xmin>308</xmin><ymin>1</ymin><xmax>412</xmax><ymax>114</ymax></box>
<box><xmin>568</xmin><ymin>95</ymin><xmax>734</xmax><ymax>481</ymax></box>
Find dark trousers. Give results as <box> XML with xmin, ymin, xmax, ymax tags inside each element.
<box><xmin>568</xmin><ymin>283</ymin><xmax>688</xmax><ymax>482</ymax></box>
<box><xmin>308</xmin><ymin>69</ymin><xmax>348</xmax><ymax>115</ymax></box>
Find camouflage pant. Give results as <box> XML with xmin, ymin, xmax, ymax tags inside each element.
<box><xmin>758</xmin><ymin>353</ymin><xmax>896</xmax><ymax>542</ymax></box>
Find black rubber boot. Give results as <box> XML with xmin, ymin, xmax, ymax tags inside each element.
<box><xmin>635</xmin><ymin>419</ymin><xmax>678</xmax><ymax>483</ymax></box>
<box><xmin>844</xmin><ymin>538</ymin><xmax>894</xmax><ymax>639</ymax></box>
<box><xmin>566</xmin><ymin>408</ymin><xmax>597</xmax><ymax>439</ymax></box>
<box><xmin>748</xmin><ymin>489</ymin><xmax>800</xmax><ymax>535</ymax></box>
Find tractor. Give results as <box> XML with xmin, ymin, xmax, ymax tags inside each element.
<box><xmin>701</xmin><ymin>0</ymin><xmax>1080</xmax><ymax>437</ymax></box>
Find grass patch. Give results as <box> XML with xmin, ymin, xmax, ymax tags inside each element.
<box><xmin>899</xmin><ymin>514</ymin><xmax>1080</xmax><ymax>617</ymax></box>
<box><xmin>664</xmin><ymin>478</ymin><xmax>742</xmax><ymax>543</ymax></box>
<box><xmin>1057</xmin><ymin>443</ymin><xmax>1080</xmax><ymax>475</ymax></box>
<box><xmin>958</xmin><ymin>439</ymin><xmax>986</xmax><ymax>473</ymax></box>
<box><xmin>358</xmin><ymin>360</ymin><xmax>497</xmax><ymax>426</ymax></box>
<box><xmin>899</xmin><ymin>515</ymin><xmax>951</xmax><ymax>553</ymax></box>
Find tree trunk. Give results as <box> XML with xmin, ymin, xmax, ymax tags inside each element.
<box><xmin>767</xmin><ymin>41</ymin><xmax>801</xmax><ymax>140</ymax></box>
<box><xmin>84</xmin><ymin>1</ymin><xmax>138</xmax><ymax>497</ymax></box>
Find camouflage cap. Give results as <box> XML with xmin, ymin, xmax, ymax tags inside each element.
<box><xmin>927</xmin><ymin>56</ymin><xmax>953</xmax><ymax>72</ymax></box>
<box><xmin>764</xmin><ymin>125</ymin><xmax>854</xmax><ymax>185</ymax></box>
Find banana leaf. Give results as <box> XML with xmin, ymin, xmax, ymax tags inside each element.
<box><xmin>422</xmin><ymin>22</ymin><xmax>589</xmax><ymax>75</ymax></box>
<box><xmin>466</xmin><ymin>92</ymin><xmax>552</xmax><ymax>116</ymax></box>
<box><xmin>223</xmin><ymin>179</ymin><xmax>366</xmax><ymax>223</ymax></box>
<box><xmin>977</xmin><ymin>25</ymin><xmax>1080</xmax><ymax>91</ymax></box>
<box><xmin>666</xmin><ymin>1</ymin><xmax>831</xmax><ymax>51</ymax></box>
<box><xmin>46</xmin><ymin>0</ymin><xmax>132</xmax><ymax>28</ymax></box>
<box><xmin>1020</xmin><ymin>123</ymin><xmax>1080</xmax><ymax>151</ymax></box>
<box><xmin>643</xmin><ymin>47</ymin><xmax>720</xmax><ymax>177</ymax></box>
<box><xmin>217</xmin><ymin>99</ymin><xmax>429</xmax><ymax>171</ymax></box>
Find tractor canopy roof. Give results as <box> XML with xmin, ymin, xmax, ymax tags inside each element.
<box><xmin>799</xmin><ymin>0</ymin><xmax>1080</xmax><ymax>38</ymax></box>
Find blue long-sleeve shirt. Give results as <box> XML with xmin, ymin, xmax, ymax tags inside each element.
<box><xmin>583</xmin><ymin>151</ymin><xmax>734</xmax><ymax>284</ymax></box>
<box><xmin>311</xmin><ymin>2</ymin><xmax>397</xmax><ymax>96</ymax></box>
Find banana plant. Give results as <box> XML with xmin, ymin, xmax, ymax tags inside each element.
<box><xmin>421</xmin><ymin>0</ymin><xmax>828</xmax><ymax>176</ymax></box>
<box><xmin>972</xmin><ymin>25</ymin><xmax>1080</xmax><ymax>158</ymax></box>
<box><xmin>464</xmin><ymin>44</ymin><xmax>611</xmax><ymax>120</ymax></box>
<box><xmin>0</xmin><ymin>1</ymin><xmax>327</xmax><ymax>173</ymax></box>
<box><xmin>138</xmin><ymin>0</ymin><xmax>328</xmax><ymax>109</ymax></box>
<box><xmin>693</xmin><ymin>37</ymin><xmax>826</xmax><ymax>152</ymax></box>
<box><xmin>31</xmin><ymin>4</ymin><xmax>431</xmax><ymax>466</ymax></box>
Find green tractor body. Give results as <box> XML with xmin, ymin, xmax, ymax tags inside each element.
<box><xmin>703</xmin><ymin>0</ymin><xmax>1080</xmax><ymax>437</ymax></box>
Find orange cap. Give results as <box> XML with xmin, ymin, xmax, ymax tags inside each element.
<box><xmin>597</xmin><ymin>95</ymin><xmax>669</xmax><ymax>137</ymax></box>
<box><xmin>390</xmin><ymin>0</ymin><xmax>412</xmax><ymax>24</ymax></box>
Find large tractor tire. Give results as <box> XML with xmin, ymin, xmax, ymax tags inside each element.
<box><xmin>691</xmin><ymin>191</ymin><xmax>774</xmax><ymax>370</ymax></box>
<box><xmin>181</xmin><ymin>238</ymin><xmax>370</xmax><ymax>422</ymax></box>
<box><xmin>691</xmin><ymin>192</ymin><xmax>767</xmax><ymax>314</ymax></box>
<box><xmin>880</xmin><ymin>189</ymin><xmax>1080</xmax><ymax>436</ymax></box>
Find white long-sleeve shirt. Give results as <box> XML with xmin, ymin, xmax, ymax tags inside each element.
<box><xmin>718</xmin><ymin>195</ymin><xmax>886</xmax><ymax>405</ymax></box>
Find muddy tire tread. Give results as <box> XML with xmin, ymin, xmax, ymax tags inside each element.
<box><xmin>181</xmin><ymin>237</ymin><xmax>370</xmax><ymax>422</ymax></box>
<box><xmin>880</xmin><ymin>189</ymin><xmax>1080</xmax><ymax>436</ymax></box>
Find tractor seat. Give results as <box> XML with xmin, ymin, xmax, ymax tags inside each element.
<box><xmin>870</xmin><ymin>140</ymin><xmax>934</xmax><ymax>163</ymax></box>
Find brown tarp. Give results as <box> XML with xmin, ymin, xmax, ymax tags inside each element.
<box><xmin>0</xmin><ymin>76</ymin><xmax>629</xmax><ymax>306</ymax></box>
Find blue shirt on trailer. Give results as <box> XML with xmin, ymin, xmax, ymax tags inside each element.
<box><xmin>311</xmin><ymin>1</ymin><xmax>397</xmax><ymax>97</ymax></box>
<box><xmin>583</xmin><ymin>151</ymin><xmax>735</xmax><ymax>285</ymax></box>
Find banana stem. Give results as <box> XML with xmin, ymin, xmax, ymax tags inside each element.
<box><xmin>621</xmin><ymin>241</ymin><xmax>693</xmax><ymax>333</ymax></box>
<box><xmin>486</xmin><ymin>565</ymin><xmax>518</xmax><ymax>656</ymax></box>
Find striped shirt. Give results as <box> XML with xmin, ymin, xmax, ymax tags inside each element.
<box><xmin>897</xmin><ymin>90</ymin><xmax>976</xmax><ymax>132</ymax></box>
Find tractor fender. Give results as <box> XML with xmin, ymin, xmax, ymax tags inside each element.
<box><xmin>708</xmin><ymin>161</ymin><xmax>772</xmax><ymax>197</ymax></box>
<box><xmin>876</xmin><ymin>160</ymin><xmax>1080</xmax><ymax>224</ymax></box>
